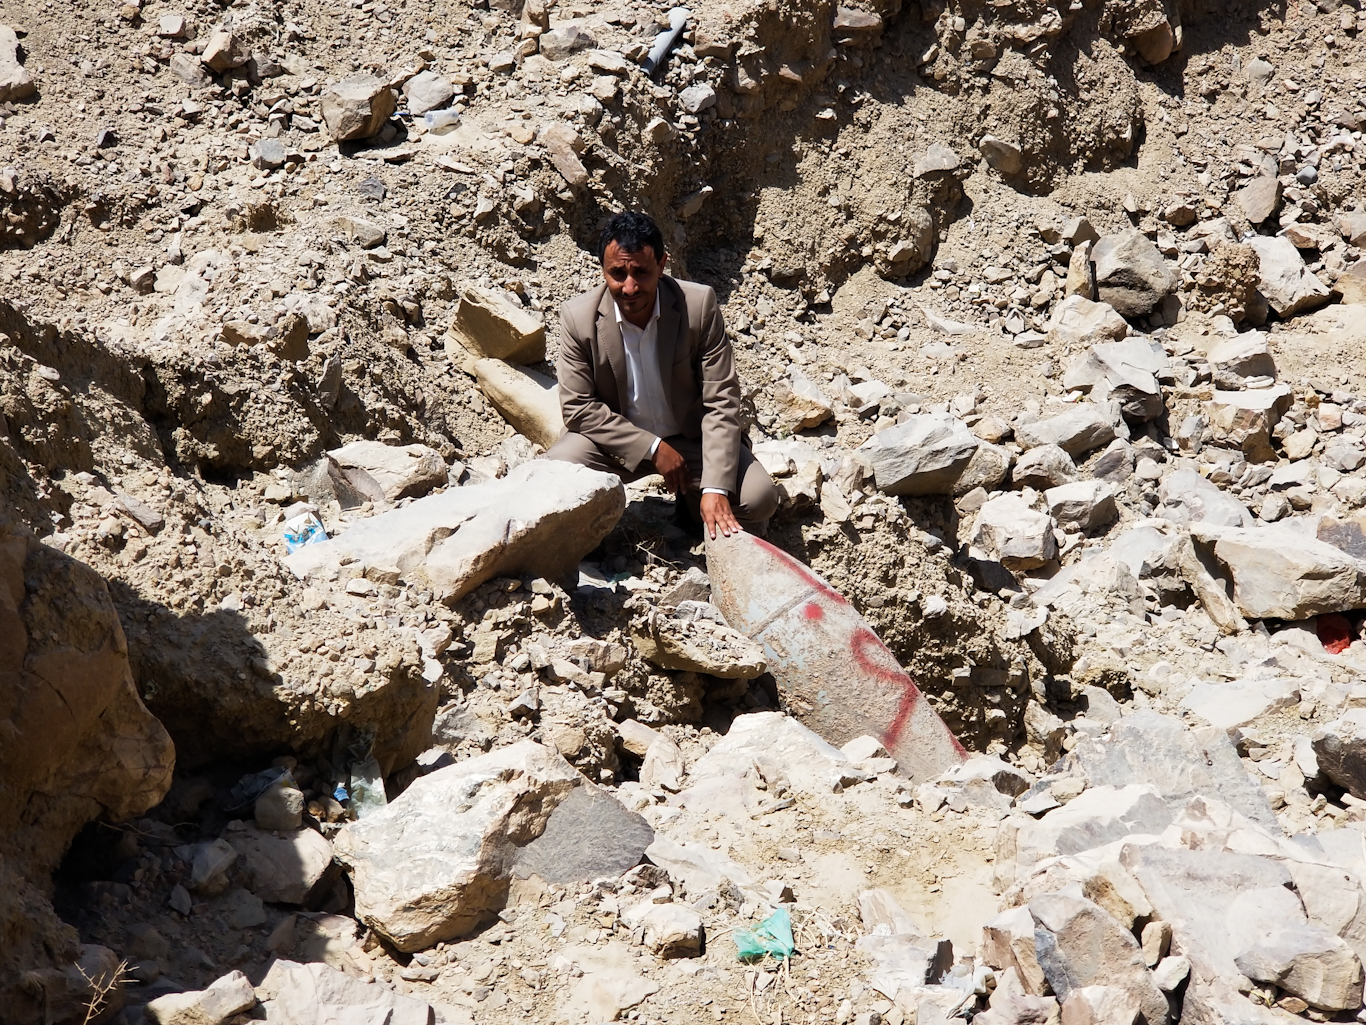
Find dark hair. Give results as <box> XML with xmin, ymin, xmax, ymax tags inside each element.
<box><xmin>598</xmin><ymin>211</ymin><xmax>665</xmax><ymax>264</ymax></box>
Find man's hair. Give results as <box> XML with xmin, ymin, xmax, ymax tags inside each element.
<box><xmin>598</xmin><ymin>211</ymin><xmax>665</xmax><ymax>264</ymax></box>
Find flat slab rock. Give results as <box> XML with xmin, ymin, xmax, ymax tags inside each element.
<box><xmin>285</xmin><ymin>460</ymin><xmax>624</xmax><ymax>602</ymax></box>
<box><xmin>259</xmin><ymin>958</ymin><xmax>434</xmax><ymax>1024</ymax></box>
<box><xmin>334</xmin><ymin>740</ymin><xmax>637</xmax><ymax>952</ymax></box>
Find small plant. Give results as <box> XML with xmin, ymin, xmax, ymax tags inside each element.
<box><xmin>78</xmin><ymin>957</ymin><xmax>134</xmax><ymax>1025</ymax></box>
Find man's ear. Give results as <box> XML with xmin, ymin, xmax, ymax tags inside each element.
<box><xmin>658</xmin><ymin>251</ymin><xmax>669</xmax><ymax>275</ymax></box>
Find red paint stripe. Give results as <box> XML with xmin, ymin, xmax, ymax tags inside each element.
<box><xmin>851</xmin><ymin>627</ymin><xmax>966</xmax><ymax>757</ymax></box>
<box><xmin>753</xmin><ymin>535</ymin><xmax>849</xmax><ymax>606</ymax></box>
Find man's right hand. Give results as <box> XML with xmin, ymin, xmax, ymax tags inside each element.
<box><xmin>652</xmin><ymin>440</ymin><xmax>689</xmax><ymax>495</ymax></box>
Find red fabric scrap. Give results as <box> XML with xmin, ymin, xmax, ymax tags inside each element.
<box><xmin>1318</xmin><ymin>613</ymin><xmax>1354</xmax><ymax>655</ymax></box>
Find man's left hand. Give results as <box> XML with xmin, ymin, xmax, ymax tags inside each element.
<box><xmin>700</xmin><ymin>492</ymin><xmax>741</xmax><ymax>539</ymax></box>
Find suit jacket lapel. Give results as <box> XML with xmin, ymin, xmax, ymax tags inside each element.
<box><xmin>656</xmin><ymin>276</ymin><xmax>681</xmax><ymax>376</ymax></box>
<box><xmin>595</xmin><ymin>285</ymin><xmax>627</xmax><ymax>408</ymax></box>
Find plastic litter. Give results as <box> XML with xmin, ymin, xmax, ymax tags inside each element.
<box><xmin>733</xmin><ymin>907</ymin><xmax>795</xmax><ymax>961</ymax></box>
<box><xmin>348</xmin><ymin>753</ymin><xmax>388</xmax><ymax>819</ymax></box>
<box><xmin>333</xmin><ymin>783</ymin><xmax>350</xmax><ymax>803</ymax></box>
<box><xmin>423</xmin><ymin>108</ymin><xmax>461</xmax><ymax>135</ymax></box>
<box><xmin>283</xmin><ymin>511</ymin><xmax>327</xmax><ymax>553</ymax></box>
<box><xmin>642</xmin><ymin>7</ymin><xmax>690</xmax><ymax>77</ymax></box>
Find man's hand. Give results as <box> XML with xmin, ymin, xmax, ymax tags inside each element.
<box><xmin>652</xmin><ymin>440</ymin><xmax>690</xmax><ymax>496</ymax></box>
<box><xmin>700</xmin><ymin>492</ymin><xmax>741</xmax><ymax>539</ymax></box>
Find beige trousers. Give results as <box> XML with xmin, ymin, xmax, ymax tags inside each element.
<box><xmin>545</xmin><ymin>432</ymin><xmax>779</xmax><ymax>527</ymax></box>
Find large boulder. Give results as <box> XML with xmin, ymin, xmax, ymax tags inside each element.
<box><xmin>319</xmin><ymin>75</ymin><xmax>397</xmax><ymax>142</ymax></box>
<box><xmin>1203</xmin><ymin>385</ymin><xmax>1292</xmax><ymax>463</ymax></box>
<box><xmin>1190</xmin><ymin>522</ymin><xmax>1366</xmax><ymax>620</ymax></box>
<box><xmin>284</xmin><ymin>460</ymin><xmax>624</xmax><ymax>602</ymax></box>
<box><xmin>334</xmin><ymin>741</ymin><xmax>641</xmax><ymax>950</ymax></box>
<box><xmin>0</xmin><ymin>24</ymin><xmax>36</xmax><ymax>101</ymax></box>
<box><xmin>444</xmin><ymin>286</ymin><xmax>547</xmax><ymax>371</ymax></box>
<box><xmin>1061</xmin><ymin>340</ymin><xmax>1166</xmax><ymax>421</ymax></box>
<box><xmin>1046</xmin><ymin>296</ymin><xmax>1128</xmax><ymax>346</ymax></box>
<box><xmin>224</xmin><ymin>822</ymin><xmax>337</xmax><ymax>905</ymax></box>
<box><xmin>258</xmin><ymin>959</ymin><xmax>434</xmax><ymax>1024</ymax></box>
<box><xmin>474</xmin><ymin>358</ymin><xmax>564</xmax><ymax>452</ymax></box>
<box><xmin>1247</xmin><ymin>235</ymin><xmax>1331</xmax><ymax>318</ymax></box>
<box><xmin>1312</xmin><ymin>710</ymin><xmax>1366</xmax><ymax>801</ymax></box>
<box><xmin>1015</xmin><ymin>405</ymin><xmax>1115</xmax><ymax>456</ymax></box>
<box><xmin>327</xmin><ymin>441</ymin><xmax>448</xmax><ymax>503</ymax></box>
<box><xmin>1091</xmin><ymin>230</ymin><xmax>1176</xmax><ymax>318</ymax></box>
<box><xmin>971</xmin><ymin>494</ymin><xmax>1058</xmax><ymax>569</ymax></box>
<box><xmin>0</xmin><ymin>517</ymin><xmax>175</xmax><ymax>1023</ymax></box>
<box><xmin>858</xmin><ymin>415</ymin><xmax>979</xmax><ymax>496</ymax></box>
<box><xmin>1029</xmin><ymin>892</ymin><xmax>1171</xmax><ymax>1025</ymax></box>
<box><xmin>1157</xmin><ymin>469</ymin><xmax>1253</xmax><ymax>527</ymax></box>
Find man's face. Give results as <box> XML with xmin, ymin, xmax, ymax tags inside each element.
<box><xmin>602</xmin><ymin>240</ymin><xmax>667</xmax><ymax>326</ymax></box>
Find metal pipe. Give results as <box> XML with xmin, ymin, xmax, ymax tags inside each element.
<box><xmin>641</xmin><ymin>6</ymin><xmax>691</xmax><ymax>78</ymax></box>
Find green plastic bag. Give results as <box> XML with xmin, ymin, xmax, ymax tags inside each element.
<box><xmin>733</xmin><ymin>907</ymin><xmax>795</xmax><ymax>961</ymax></box>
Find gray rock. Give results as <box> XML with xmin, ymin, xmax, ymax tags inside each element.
<box><xmin>971</xmin><ymin>494</ymin><xmax>1058</xmax><ymax>570</ymax></box>
<box><xmin>1029</xmin><ymin>892</ymin><xmax>1171</xmax><ymax>1025</ymax></box>
<box><xmin>1046</xmin><ymin>480</ymin><xmax>1117</xmax><ymax>531</ymax></box>
<box><xmin>1090</xmin><ymin>439</ymin><xmax>1134</xmax><ymax>483</ymax></box>
<box><xmin>1207</xmin><ymin>332</ymin><xmax>1275</xmax><ymax>389</ymax></box>
<box><xmin>687</xmin><ymin>711</ymin><xmax>864</xmax><ymax>798</ymax></box>
<box><xmin>979</xmin><ymin>135</ymin><xmax>1023</xmax><ymax>175</ymax></box>
<box><xmin>513</xmin><ymin>783</ymin><xmax>653</xmax><ymax>885</ymax></box>
<box><xmin>678</xmin><ymin>83</ymin><xmax>717</xmax><ymax>114</ymax></box>
<box><xmin>858</xmin><ymin>414</ymin><xmax>979</xmax><ymax>496</ymax></box>
<box><xmin>982</xmin><ymin>912</ymin><xmax>1048</xmax><ymax>996</ymax></box>
<box><xmin>1203</xmin><ymin>385</ymin><xmax>1293</xmax><ymax>463</ymax></box>
<box><xmin>1190</xmin><ymin>522</ymin><xmax>1366</xmax><ymax>620</ymax></box>
<box><xmin>328</xmin><ymin>441</ymin><xmax>447</xmax><ymax>503</ymax></box>
<box><xmin>335</xmin><ymin>215</ymin><xmax>387</xmax><ymax>249</ymax></box>
<box><xmin>1313</xmin><ymin>711</ymin><xmax>1366</xmax><ymax>800</ymax></box>
<box><xmin>1061</xmin><ymin>339</ymin><xmax>1166</xmax><ymax>421</ymax></box>
<box><xmin>225</xmin><ymin>822</ymin><xmax>336</xmax><ymax>905</ymax></box>
<box><xmin>0</xmin><ymin>25</ymin><xmax>36</xmax><ymax>101</ymax></box>
<box><xmin>1046</xmin><ymin>296</ymin><xmax>1128</xmax><ymax>346</ymax></box>
<box><xmin>201</xmin><ymin>30</ymin><xmax>250</xmax><ymax>73</ymax></box>
<box><xmin>1235</xmin><ymin>177</ymin><xmax>1281</xmax><ymax>224</ymax></box>
<box><xmin>1121</xmin><ymin>845</ymin><xmax>1313</xmax><ymax>994</ymax></box>
<box><xmin>1091</xmin><ymin>230</ymin><xmax>1176</xmax><ymax>317</ymax></box>
<box><xmin>1246</xmin><ymin>236</ymin><xmax>1331</xmax><ymax>318</ymax></box>
<box><xmin>284</xmin><ymin>460</ymin><xmax>624</xmax><ymax>603</ymax></box>
<box><xmin>258</xmin><ymin>959</ymin><xmax>433</xmax><ymax>1024</ymax></box>
<box><xmin>953</xmin><ymin>442</ymin><xmax>1012</xmax><ymax>496</ymax></box>
<box><xmin>1057</xmin><ymin>985</ymin><xmax>1139</xmax><ymax>1025</ymax></box>
<box><xmin>334</xmin><ymin>740</ymin><xmax>584</xmax><ymax>951</ymax></box>
<box><xmin>620</xmin><ymin>901</ymin><xmax>704</xmax><ymax>957</ymax></box>
<box><xmin>1158</xmin><ymin>468</ymin><xmax>1253</xmax><ymax>527</ymax></box>
<box><xmin>1071</xmin><ymin>710</ymin><xmax>1279</xmax><ymax>832</ymax></box>
<box><xmin>1234</xmin><ymin>922</ymin><xmax>1363</xmax><ymax>1011</ymax></box>
<box><xmin>1013</xmin><ymin>444</ymin><xmax>1078</xmax><ymax>489</ymax></box>
<box><xmin>540</xmin><ymin>122</ymin><xmax>589</xmax><ymax>187</ymax></box>
<box><xmin>1015</xmin><ymin>405</ymin><xmax>1116</xmax><ymax>457</ymax></box>
<box><xmin>254</xmin><ymin>778</ymin><xmax>304</xmax><ymax>831</ymax></box>
<box><xmin>320</xmin><ymin>75</ymin><xmax>397</xmax><ymax>142</ymax></box>
<box><xmin>1178</xmin><ymin>677</ymin><xmax>1299</xmax><ymax>734</ymax></box>
<box><xmin>402</xmin><ymin>70</ymin><xmax>455</xmax><ymax>115</ymax></box>
<box><xmin>251</xmin><ymin>138</ymin><xmax>287</xmax><ymax>170</ymax></box>
<box><xmin>914</xmin><ymin>143</ymin><xmax>960</xmax><ymax>177</ymax></box>
<box><xmin>1244</xmin><ymin>58</ymin><xmax>1275</xmax><ymax>86</ymax></box>
<box><xmin>445</xmin><ymin>285</ymin><xmax>547</xmax><ymax>370</ymax></box>
<box><xmin>630</xmin><ymin>604</ymin><xmax>766</xmax><ymax>678</ymax></box>
<box><xmin>539</xmin><ymin>23</ymin><xmax>596</xmax><ymax>59</ymax></box>
<box><xmin>146</xmin><ymin>970</ymin><xmax>256</xmax><ymax>1025</ymax></box>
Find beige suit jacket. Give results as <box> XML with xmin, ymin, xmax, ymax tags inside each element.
<box><xmin>557</xmin><ymin>275</ymin><xmax>742</xmax><ymax>493</ymax></box>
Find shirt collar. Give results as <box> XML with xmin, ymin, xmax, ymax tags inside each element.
<box><xmin>612</xmin><ymin>291</ymin><xmax>661</xmax><ymax>329</ymax></box>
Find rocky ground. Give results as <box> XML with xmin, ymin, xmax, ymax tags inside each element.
<box><xmin>6</xmin><ymin>0</ymin><xmax>1366</xmax><ymax>1022</ymax></box>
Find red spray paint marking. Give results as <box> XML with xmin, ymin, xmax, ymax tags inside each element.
<box><xmin>852</xmin><ymin>628</ymin><xmax>967</xmax><ymax>757</ymax></box>
<box><xmin>754</xmin><ymin>536</ymin><xmax>850</xmax><ymax>607</ymax></box>
<box><xmin>803</xmin><ymin>602</ymin><xmax>823</xmax><ymax>620</ymax></box>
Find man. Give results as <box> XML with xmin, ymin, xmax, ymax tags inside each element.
<box><xmin>547</xmin><ymin>211</ymin><xmax>778</xmax><ymax>538</ymax></box>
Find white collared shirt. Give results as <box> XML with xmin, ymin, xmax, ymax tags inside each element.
<box><xmin>614</xmin><ymin>293</ymin><xmax>681</xmax><ymax>443</ymax></box>
<box><xmin>613</xmin><ymin>292</ymin><xmax>727</xmax><ymax>495</ymax></box>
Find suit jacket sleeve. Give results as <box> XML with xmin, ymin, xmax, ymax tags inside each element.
<box><xmin>557</xmin><ymin>304</ymin><xmax>658</xmax><ymax>472</ymax></box>
<box><xmin>697</xmin><ymin>289</ymin><xmax>743</xmax><ymax>492</ymax></box>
